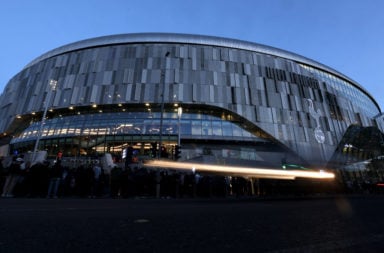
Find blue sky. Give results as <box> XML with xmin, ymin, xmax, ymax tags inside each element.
<box><xmin>1</xmin><ymin>0</ymin><xmax>383</xmax><ymax>110</ymax></box>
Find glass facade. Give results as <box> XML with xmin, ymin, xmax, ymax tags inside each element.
<box><xmin>10</xmin><ymin>110</ymin><xmax>264</xmax><ymax>151</ymax></box>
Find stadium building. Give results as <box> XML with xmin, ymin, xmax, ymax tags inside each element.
<box><xmin>0</xmin><ymin>33</ymin><xmax>383</xmax><ymax>186</ymax></box>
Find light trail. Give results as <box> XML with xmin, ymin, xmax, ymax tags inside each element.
<box><xmin>144</xmin><ymin>160</ymin><xmax>335</xmax><ymax>180</ymax></box>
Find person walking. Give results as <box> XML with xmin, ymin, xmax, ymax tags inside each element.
<box><xmin>1</xmin><ymin>157</ymin><xmax>23</xmax><ymax>197</ymax></box>
<box><xmin>0</xmin><ymin>157</ymin><xmax>6</xmax><ymax>195</ymax></box>
<box><xmin>90</xmin><ymin>163</ymin><xmax>102</xmax><ymax>198</ymax></box>
<box><xmin>47</xmin><ymin>160</ymin><xmax>63</xmax><ymax>198</ymax></box>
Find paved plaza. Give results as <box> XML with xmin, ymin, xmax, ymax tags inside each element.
<box><xmin>0</xmin><ymin>195</ymin><xmax>384</xmax><ymax>252</ymax></box>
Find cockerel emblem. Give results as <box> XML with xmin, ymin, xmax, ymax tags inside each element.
<box><xmin>307</xmin><ymin>99</ymin><xmax>325</xmax><ymax>143</ymax></box>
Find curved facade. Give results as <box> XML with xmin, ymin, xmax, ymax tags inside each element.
<box><xmin>0</xmin><ymin>33</ymin><xmax>383</xmax><ymax>175</ymax></box>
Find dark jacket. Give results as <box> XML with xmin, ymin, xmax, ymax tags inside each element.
<box><xmin>49</xmin><ymin>162</ymin><xmax>63</xmax><ymax>179</ymax></box>
<box><xmin>9</xmin><ymin>162</ymin><xmax>21</xmax><ymax>175</ymax></box>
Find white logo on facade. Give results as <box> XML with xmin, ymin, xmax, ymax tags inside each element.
<box><xmin>307</xmin><ymin>99</ymin><xmax>325</xmax><ymax>144</ymax></box>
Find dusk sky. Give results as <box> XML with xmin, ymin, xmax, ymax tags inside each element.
<box><xmin>1</xmin><ymin>0</ymin><xmax>383</xmax><ymax>110</ymax></box>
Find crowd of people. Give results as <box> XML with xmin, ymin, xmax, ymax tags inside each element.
<box><xmin>1</xmin><ymin>155</ymin><xmax>354</xmax><ymax>199</ymax></box>
<box><xmin>0</xmin><ymin>156</ymin><xmax>119</xmax><ymax>198</ymax></box>
<box><xmin>0</xmin><ymin>155</ymin><xmax>243</xmax><ymax>199</ymax></box>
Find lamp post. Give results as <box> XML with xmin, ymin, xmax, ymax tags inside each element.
<box><xmin>177</xmin><ymin>106</ymin><xmax>182</xmax><ymax>146</ymax></box>
<box><xmin>158</xmin><ymin>51</ymin><xmax>170</xmax><ymax>159</ymax></box>
<box><xmin>156</xmin><ymin>52</ymin><xmax>170</xmax><ymax>198</ymax></box>
<box><xmin>32</xmin><ymin>79</ymin><xmax>57</xmax><ymax>164</ymax></box>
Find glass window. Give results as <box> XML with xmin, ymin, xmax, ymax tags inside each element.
<box><xmin>232</xmin><ymin>124</ymin><xmax>242</xmax><ymax>137</ymax></box>
<box><xmin>222</xmin><ymin>121</ymin><xmax>233</xmax><ymax>137</ymax></box>
<box><xmin>212</xmin><ymin>121</ymin><xmax>222</xmax><ymax>136</ymax></box>
<box><xmin>191</xmin><ymin>120</ymin><xmax>202</xmax><ymax>135</ymax></box>
<box><xmin>202</xmin><ymin>120</ymin><xmax>212</xmax><ymax>136</ymax></box>
<box><xmin>242</xmin><ymin>129</ymin><xmax>251</xmax><ymax>138</ymax></box>
<box><xmin>180</xmin><ymin>120</ymin><xmax>191</xmax><ymax>135</ymax></box>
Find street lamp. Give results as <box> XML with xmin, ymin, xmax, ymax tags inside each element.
<box><xmin>32</xmin><ymin>79</ymin><xmax>57</xmax><ymax>164</ymax></box>
<box><xmin>177</xmin><ymin>106</ymin><xmax>182</xmax><ymax>146</ymax></box>
<box><xmin>156</xmin><ymin>51</ymin><xmax>170</xmax><ymax>198</ymax></box>
<box><xmin>158</xmin><ymin>51</ymin><xmax>170</xmax><ymax>159</ymax></box>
